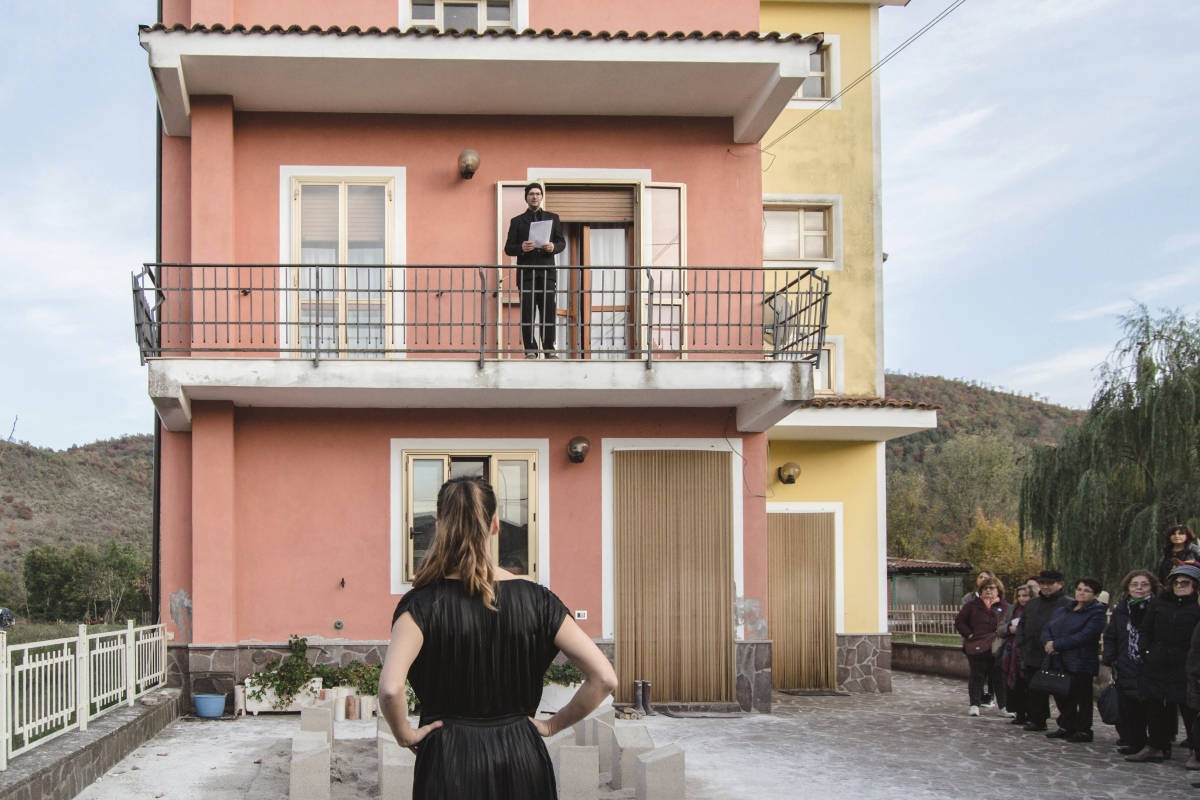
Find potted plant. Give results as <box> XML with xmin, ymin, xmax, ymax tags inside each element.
<box><xmin>245</xmin><ymin>636</ymin><xmax>324</xmax><ymax>714</ymax></box>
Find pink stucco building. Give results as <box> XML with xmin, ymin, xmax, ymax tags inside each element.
<box><xmin>137</xmin><ymin>0</ymin><xmax>843</xmax><ymax>712</ymax></box>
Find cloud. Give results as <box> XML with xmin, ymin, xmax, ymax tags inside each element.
<box><xmin>1055</xmin><ymin>263</ymin><xmax>1200</xmax><ymax>321</ymax></box>
<box><xmin>999</xmin><ymin>346</ymin><xmax>1112</xmax><ymax>409</ymax></box>
<box><xmin>1162</xmin><ymin>232</ymin><xmax>1200</xmax><ymax>253</ymax></box>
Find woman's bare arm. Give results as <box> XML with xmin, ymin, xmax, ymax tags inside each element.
<box><xmin>530</xmin><ymin>616</ymin><xmax>618</xmax><ymax>737</ymax></box>
<box><xmin>378</xmin><ymin>612</ymin><xmax>442</xmax><ymax>752</ymax></box>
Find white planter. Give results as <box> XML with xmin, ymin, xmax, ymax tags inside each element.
<box><xmin>243</xmin><ymin>677</ymin><xmax>323</xmax><ymax>715</ymax></box>
<box><xmin>537</xmin><ymin>683</ymin><xmax>582</xmax><ymax>714</ymax></box>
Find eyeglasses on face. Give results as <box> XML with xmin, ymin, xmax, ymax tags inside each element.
<box><xmin>1172</xmin><ymin>579</ymin><xmax>1195</xmax><ymax>587</ymax></box>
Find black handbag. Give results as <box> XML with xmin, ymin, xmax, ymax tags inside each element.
<box><xmin>1098</xmin><ymin>680</ymin><xmax>1121</xmax><ymax>725</ymax></box>
<box><xmin>1029</xmin><ymin>658</ymin><xmax>1072</xmax><ymax>696</ymax></box>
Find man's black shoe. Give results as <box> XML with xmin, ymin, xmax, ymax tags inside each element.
<box><xmin>1023</xmin><ymin>722</ymin><xmax>1048</xmax><ymax>732</ymax></box>
<box><xmin>1009</xmin><ymin>717</ymin><xmax>1027</xmax><ymax>725</ymax></box>
<box><xmin>1117</xmin><ymin>746</ymin><xmax>1143</xmax><ymax>755</ymax></box>
<box><xmin>1046</xmin><ymin>728</ymin><xmax>1072</xmax><ymax>739</ymax></box>
<box><xmin>1067</xmin><ymin>732</ymin><xmax>1094</xmax><ymax>743</ymax></box>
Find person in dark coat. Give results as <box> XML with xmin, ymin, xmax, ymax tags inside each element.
<box><xmin>1156</xmin><ymin>524</ymin><xmax>1200</xmax><ymax>586</ymax></box>
<box><xmin>998</xmin><ymin>584</ymin><xmax>1033</xmax><ymax>723</ymax></box>
<box><xmin>1016</xmin><ymin>569</ymin><xmax>1074</xmax><ymax>731</ymax></box>
<box><xmin>1040</xmin><ymin>577</ymin><xmax>1107</xmax><ymax>742</ymax></box>
<box><xmin>1185</xmin><ymin>608</ymin><xmax>1200</xmax><ymax>769</ymax></box>
<box><xmin>955</xmin><ymin>577</ymin><xmax>1009</xmax><ymax>716</ymax></box>
<box><xmin>503</xmin><ymin>183</ymin><xmax>566</xmax><ymax>358</ymax></box>
<box><xmin>1127</xmin><ymin>562</ymin><xmax>1200</xmax><ymax>765</ymax></box>
<box><xmin>1103</xmin><ymin>570</ymin><xmax>1159</xmax><ymax>755</ymax></box>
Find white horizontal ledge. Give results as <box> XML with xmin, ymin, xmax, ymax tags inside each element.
<box><xmin>769</xmin><ymin>406</ymin><xmax>938</xmax><ymax>441</ymax></box>
<box><xmin>139</xmin><ymin>27</ymin><xmax>818</xmax><ymax>142</ymax></box>
<box><xmin>148</xmin><ymin>357</ymin><xmax>812</xmax><ymax>433</ymax></box>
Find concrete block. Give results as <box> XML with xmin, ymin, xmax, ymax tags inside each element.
<box><xmin>610</xmin><ymin>725</ymin><xmax>654</xmax><ymax>789</ymax></box>
<box><xmin>575</xmin><ymin>718</ymin><xmax>592</xmax><ymax>746</ymax></box>
<box><xmin>290</xmin><ymin>732</ymin><xmax>330</xmax><ymax>800</ymax></box>
<box><xmin>635</xmin><ymin>744</ymin><xmax>685</xmax><ymax>800</ymax></box>
<box><xmin>575</xmin><ymin>703</ymin><xmax>614</xmax><ymax>746</ymax></box>
<box><xmin>544</xmin><ymin>727</ymin><xmax>576</xmax><ymax>761</ymax></box>
<box><xmin>377</xmin><ymin>717</ymin><xmax>398</xmax><ymax>766</ymax></box>
<box><xmin>300</xmin><ymin>705</ymin><xmax>334</xmax><ymax>743</ymax></box>
<box><xmin>379</xmin><ymin>739</ymin><xmax>417</xmax><ymax>800</ymax></box>
<box><xmin>592</xmin><ymin>717</ymin><xmax>614</xmax><ymax>773</ymax></box>
<box><xmin>552</xmin><ymin>746</ymin><xmax>599</xmax><ymax>800</ymax></box>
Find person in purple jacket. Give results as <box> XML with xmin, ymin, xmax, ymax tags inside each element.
<box><xmin>1040</xmin><ymin>577</ymin><xmax>1107</xmax><ymax>743</ymax></box>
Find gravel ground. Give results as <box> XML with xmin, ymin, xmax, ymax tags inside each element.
<box><xmin>74</xmin><ymin>673</ymin><xmax>1200</xmax><ymax>799</ymax></box>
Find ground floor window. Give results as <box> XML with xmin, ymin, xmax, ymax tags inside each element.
<box><xmin>403</xmin><ymin>450</ymin><xmax>538</xmax><ymax>582</ymax></box>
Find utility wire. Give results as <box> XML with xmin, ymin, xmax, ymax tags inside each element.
<box><xmin>762</xmin><ymin>0</ymin><xmax>971</xmax><ymax>153</ymax></box>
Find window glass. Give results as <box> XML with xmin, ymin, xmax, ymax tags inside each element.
<box><xmin>443</xmin><ymin>3</ymin><xmax>479</xmax><ymax>30</ymax></box>
<box><xmin>412</xmin><ymin>0</ymin><xmax>435</xmax><ymax>19</ymax></box>
<box><xmin>496</xmin><ymin>460</ymin><xmax>530</xmax><ymax>575</ymax></box>
<box><xmin>803</xmin><ymin>235</ymin><xmax>827</xmax><ymax>259</ymax></box>
<box><xmin>487</xmin><ymin>0</ymin><xmax>511</xmax><ymax>23</ymax></box>
<box><xmin>813</xmin><ymin>347</ymin><xmax>832</xmax><ymax>392</ymax></box>
<box><xmin>763</xmin><ymin>210</ymin><xmax>800</xmax><ymax>260</ymax></box>
<box><xmin>809</xmin><ymin>50</ymin><xmax>824</xmax><ymax>73</ymax></box>
<box><xmin>450</xmin><ymin>457</ymin><xmax>488</xmax><ymax>479</ymax></box>
<box><xmin>300</xmin><ymin>184</ymin><xmax>339</xmax><ymax>264</ymax></box>
<box><xmin>410</xmin><ymin>459</ymin><xmax>445</xmax><ymax>573</ymax></box>
<box><xmin>803</xmin><ymin>209</ymin><xmax>826</xmax><ymax>232</ymax></box>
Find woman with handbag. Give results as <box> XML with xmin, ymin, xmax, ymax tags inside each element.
<box><xmin>1129</xmin><ymin>561</ymin><xmax>1200</xmax><ymax>765</ymax></box>
<box><xmin>1102</xmin><ymin>570</ymin><xmax>1159</xmax><ymax>756</ymax></box>
<box><xmin>1039</xmin><ymin>577</ymin><xmax>1107</xmax><ymax>743</ymax></box>
<box><xmin>998</xmin><ymin>585</ymin><xmax>1033</xmax><ymax>724</ymax></box>
<box><xmin>955</xmin><ymin>576</ymin><xmax>1008</xmax><ymax>717</ymax></box>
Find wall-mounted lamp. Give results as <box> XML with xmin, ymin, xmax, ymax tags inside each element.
<box><xmin>567</xmin><ymin>436</ymin><xmax>591</xmax><ymax>464</ymax></box>
<box><xmin>777</xmin><ymin>462</ymin><xmax>801</xmax><ymax>484</ymax></box>
<box><xmin>458</xmin><ymin>149</ymin><xmax>480</xmax><ymax>179</ymax></box>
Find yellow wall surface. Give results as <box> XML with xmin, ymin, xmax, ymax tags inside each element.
<box><xmin>768</xmin><ymin>440</ymin><xmax>883</xmax><ymax>634</ymax></box>
<box><xmin>759</xmin><ymin>2</ymin><xmax>881</xmax><ymax>398</ymax></box>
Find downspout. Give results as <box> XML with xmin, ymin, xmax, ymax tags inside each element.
<box><xmin>151</xmin><ymin>0</ymin><xmax>164</xmax><ymax>626</ymax></box>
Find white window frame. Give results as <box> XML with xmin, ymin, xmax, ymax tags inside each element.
<box><xmin>278</xmin><ymin>166</ymin><xmax>407</xmax><ymax>355</ymax></box>
<box><xmin>762</xmin><ymin>193</ymin><xmax>843</xmax><ymax>271</ymax></box>
<box><xmin>788</xmin><ymin>35</ymin><xmax>841</xmax><ymax>111</ymax></box>
<box><xmin>390</xmin><ymin>438</ymin><xmax>551</xmax><ymax>594</ymax></box>
<box><xmin>400</xmin><ymin>0</ymin><xmax>527</xmax><ymax>31</ymax></box>
<box><xmin>813</xmin><ymin>334</ymin><xmax>844</xmax><ymax>395</ymax></box>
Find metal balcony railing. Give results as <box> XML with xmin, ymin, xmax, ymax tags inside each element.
<box><xmin>132</xmin><ymin>264</ymin><xmax>828</xmax><ymax>367</ymax></box>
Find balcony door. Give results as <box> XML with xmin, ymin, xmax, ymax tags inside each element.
<box><xmin>292</xmin><ymin>180</ymin><xmax>393</xmax><ymax>357</ymax></box>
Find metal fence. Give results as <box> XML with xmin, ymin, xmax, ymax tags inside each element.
<box><xmin>887</xmin><ymin>605</ymin><xmax>961</xmax><ymax>641</ymax></box>
<box><xmin>132</xmin><ymin>264</ymin><xmax>829</xmax><ymax>366</ymax></box>
<box><xmin>0</xmin><ymin>622</ymin><xmax>168</xmax><ymax>769</ymax></box>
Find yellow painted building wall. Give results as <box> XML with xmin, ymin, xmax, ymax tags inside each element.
<box><xmin>760</xmin><ymin>2</ymin><xmax>882</xmax><ymax>398</ymax></box>
<box><xmin>768</xmin><ymin>440</ymin><xmax>884</xmax><ymax>633</ymax></box>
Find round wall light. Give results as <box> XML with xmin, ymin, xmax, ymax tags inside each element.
<box><xmin>777</xmin><ymin>462</ymin><xmax>801</xmax><ymax>484</ymax></box>
<box><xmin>567</xmin><ymin>436</ymin><xmax>591</xmax><ymax>463</ymax></box>
<box><xmin>458</xmin><ymin>149</ymin><xmax>480</xmax><ymax>179</ymax></box>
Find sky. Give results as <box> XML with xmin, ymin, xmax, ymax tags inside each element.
<box><xmin>0</xmin><ymin>0</ymin><xmax>1198</xmax><ymax>450</ymax></box>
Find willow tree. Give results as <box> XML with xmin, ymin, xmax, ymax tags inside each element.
<box><xmin>1020</xmin><ymin>309</ymin><xmax>1200</xmax><ymax>589</ymax></box>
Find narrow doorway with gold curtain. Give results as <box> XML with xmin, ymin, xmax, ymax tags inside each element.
<box><xmin>612</xmin><ymin>449</ymin><xmax>735</xmax><ymax>704</ymax></box>
<box><xmin>767</xmin><ymin>512</ymin><xmax>837</xmax><ymax>690</ymax></box>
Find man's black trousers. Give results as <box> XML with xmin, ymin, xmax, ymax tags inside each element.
<box><xmin>519</xmin><ymin>268</ymin><xmax>557</xmax><ymax>353</ymax></box>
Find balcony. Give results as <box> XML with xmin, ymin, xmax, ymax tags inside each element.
<box><xmin>132</xmin><ymin>264</ymin><xmax>828</xmax><ymax>433</ymax></box>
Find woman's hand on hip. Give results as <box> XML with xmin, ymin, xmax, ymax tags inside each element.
<box><xmin>395</xmin><ymin>720</ymin><xmax>442</xmax><ymax>754</ymax></box>
<box><xmin>529</xmin><ymin>717</ymin><xmax>555</xmax><ymax>737</ymax></box>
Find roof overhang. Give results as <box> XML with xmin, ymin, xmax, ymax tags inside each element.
<box><xmin>148</xmin><ymin>357</ymin><xmax>813</xmax><ymax>433</ymax></box>
<box><xmin>769</xmin><ymin>405</ymin><xmax>938</xmax><ymax>441</ymax></box>
<box><xmin>140</xmin><ymin>26</ymin><xmax>820</xmax><ymax>143</ymax></box>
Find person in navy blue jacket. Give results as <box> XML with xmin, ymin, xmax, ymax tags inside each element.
<box><xmin>1040</xmin><ymin>577</ymin><xmax>1108</xmax><ymax>742</ymax></box>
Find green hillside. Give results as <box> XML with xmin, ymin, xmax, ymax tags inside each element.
<box><xmin>885</xmin><ymin>373</ymin><xmax>1084</xmax><ymax>463</ymax></box>
<box><xmin>0</xmin><ymin>435</ymin><xmax>152</xmax><ymax>577</ymax></box>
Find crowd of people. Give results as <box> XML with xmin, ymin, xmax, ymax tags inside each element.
<box><xmin>954</xmin><ymin>523</ymin><xmax>1200</xmax><ymax>781</ymax></box>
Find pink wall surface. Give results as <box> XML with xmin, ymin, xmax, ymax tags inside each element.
<box><xmin>230</xmin><ymin>113</ymin><xmax>760</xmax><ymax>267</ymax></box>
<box><xmin>159</xmin><ymin>430</ymin><xmax>193</xmax><ymax>643</ymax></box>
<box><xmin>530</xmin><ymin>0</ymin><xmax>758</xmax><ymax>34</ymax></box>
<box><xmin>165</xmin><ymin>0</ymin><xmax>757</xmax><ymax>33</ymax></box>
<box><xmin>163</xmin><ymin>406</ymin><xmax>769</xmax><ymax>644</ymax></box>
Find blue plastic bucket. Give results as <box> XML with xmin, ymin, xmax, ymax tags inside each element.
<box><xmin>193</xmin><ymin>694</ymin><xmax>226</xmax><ymax>718</ymax></box>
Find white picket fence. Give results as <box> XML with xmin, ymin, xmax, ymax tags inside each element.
<box><xmin>0</xmin><ymin>621</ymin><xmax>169</xmax><ymax>769</ymax></box>
<box><xmin>887</xmin><ymin>604</ymin><xmax>962</xmax><ymax>641</ymax></box>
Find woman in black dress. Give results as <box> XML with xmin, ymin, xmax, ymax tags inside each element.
<box><xmin>378</xmin><ymin>476</ymin><xmax>618</xmax><ymax>799</ymax></box>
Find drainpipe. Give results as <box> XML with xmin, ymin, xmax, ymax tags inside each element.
<box><xmin>152</xmin><ymin>0</ymin><xmax>164</xmax><ymax>625</ymax></box>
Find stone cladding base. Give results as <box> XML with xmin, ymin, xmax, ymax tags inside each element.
<box><xmin>836</xmin><ymin>634</ymin><xmax>892</xmax><ymax>693</ymax></box>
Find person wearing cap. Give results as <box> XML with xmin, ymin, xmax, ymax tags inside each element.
<box><xmin>1039</xmin><ymin>577</ymin><xmax>1107</xmax><ymax>742</ymax></box>
<box><xmin>1157</xmin><ymin>525</ymin><xmax>1200</xmax><ymax>586</ymax></box>
<box><xmin>1127</xmin><ymin>561</ymin><xmax>1200</xmax><ymax>765</ymax></box>
<box><xmin>503</xmin><ymin>183</ymin><xmax>566</xmax><ymax>359</ymax></box>
<box><xmin>1015</xmin><ymin>569</ymin><xmax>1074</xmax><ymax>731</ymax></box>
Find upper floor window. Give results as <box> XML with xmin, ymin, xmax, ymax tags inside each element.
<box><xmin>798</xmin><ymin>46</ymin><xmax>830</xmax><ymax>100</ymax></box>
<box><xmin>813</xmin><ymin>344</ymin><xmax>836</xmax><ymax>394</ymax></box>
<box><xmin>411</xmin><ymin>0</ymin><xmax>513</xmax><ymax>32</ymax></box>
<box><xmin>763</xmin><ymin>206</ymin><xmax>831</xmax><ymax>262</ymax></box>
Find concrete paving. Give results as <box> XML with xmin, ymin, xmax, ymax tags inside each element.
<box><xmin>72</xmin><ymin>673</ymin><xmax>1200</xmax><ymax>799</ymax></box>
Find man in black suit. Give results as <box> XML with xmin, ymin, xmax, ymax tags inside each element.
<box><xmin>503</xmin><ymin>183</ymin><xmax>566</xmax><ymax>358</ymax></box>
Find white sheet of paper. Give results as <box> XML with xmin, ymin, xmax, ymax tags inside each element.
<box><xmin>528</xmin><ymin>220</ymin><xmax>553</xmax><ymax>247</ymax></box>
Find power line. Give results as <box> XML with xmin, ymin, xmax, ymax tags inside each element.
<box><xmin>762</xmin><ymin>0</ymin><xmax>971</xmax><ymax>153</ymax></box>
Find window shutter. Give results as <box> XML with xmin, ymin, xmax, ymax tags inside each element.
<box><xmin>300</xmin><ymin>185</ymin><xmax>339</xmax><ymax>243</ymax></box>
<box><xmin>347</xmin><ymin>185</ymin><xmax>386</xmax><ymax>244</ymax></box>
<box><xmin>544</xmin><ymin>186</ymin><xmax>635</xmax><ymax>223</ymax></box>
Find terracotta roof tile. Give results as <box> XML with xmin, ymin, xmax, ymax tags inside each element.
<box><xmin>806</xmin><ymin>397</ymin><xmax>942</xmax><ymax>410</ymax></box>
<box><xmin>887</xmin><ymin>558</ymin><xmax>971</xmax><ymax>571</ymax></box>
<box><xmin>138</xmin><ymin>23</ymin><xmax>823</xmax><ymax>44</ymax></box>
